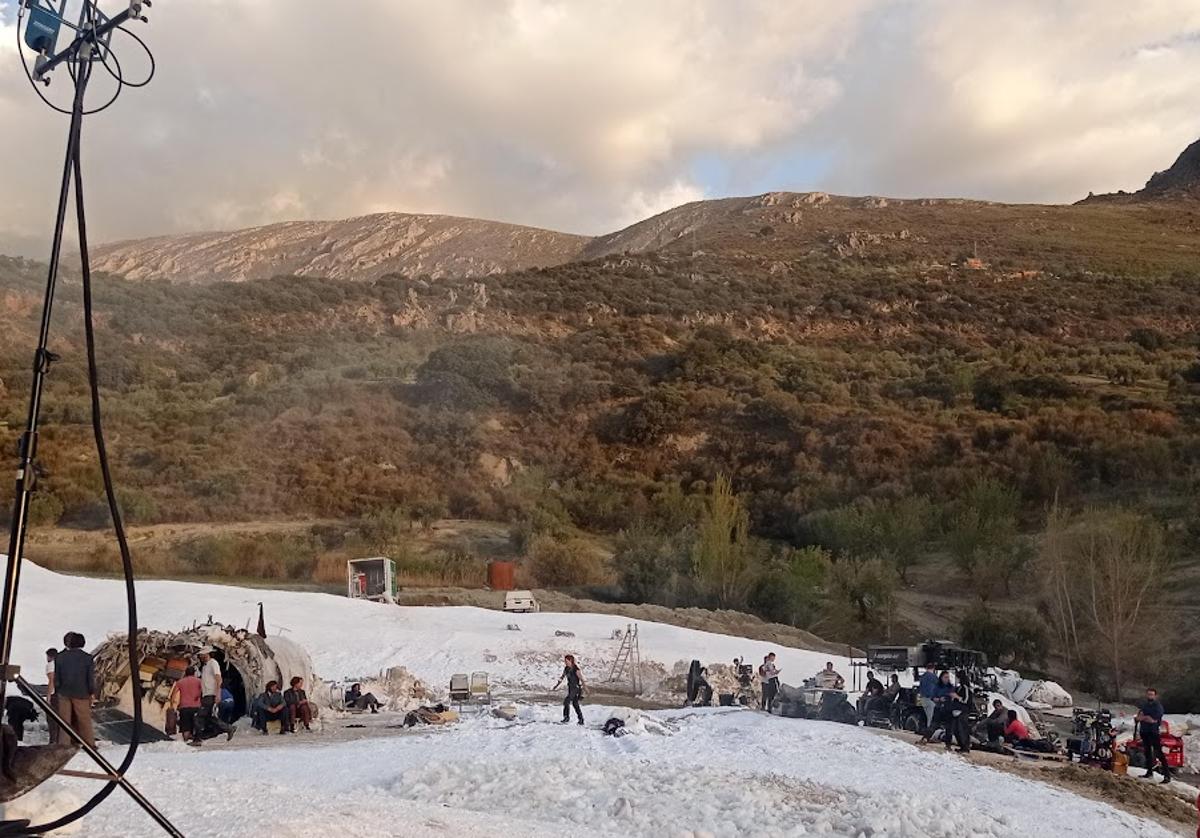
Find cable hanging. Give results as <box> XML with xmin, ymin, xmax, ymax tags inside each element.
<box><xmin>2</xmin><ymin>2</ymin><xmax>179</xmax><ymax>836</ymax></box>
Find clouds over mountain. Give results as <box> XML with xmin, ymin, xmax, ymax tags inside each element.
<box><xmin>0</xmin><ymin>0</ymin><xmax>1198</xmax><ymax>252</ymax></box>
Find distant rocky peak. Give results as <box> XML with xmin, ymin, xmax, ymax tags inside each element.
<box><xmin>1142</xmin><ymin>137</ymin><xmax>1200</xmax><ymax>197</ymax></box>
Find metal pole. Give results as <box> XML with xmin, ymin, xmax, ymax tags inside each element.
<box><xmin>13</xmin><ymin>676</ymin><xmax>184</xmax><ymax>838</ymax></box>
<box><xmin>0</xmin><ymin>29</ymin><xmax>92</xmax><ymax>700</ymax></box>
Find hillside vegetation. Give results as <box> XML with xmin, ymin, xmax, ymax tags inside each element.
<box><xmin>3</xmin><ymin>188</ymin><xmax>1200</xmax><ymax>701</ymax></box>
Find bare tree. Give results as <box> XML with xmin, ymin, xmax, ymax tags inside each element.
<box><xmin>1038</xmin><ymin>506</ymin><xmax>1171</xmax><ymax>700</ymax></box>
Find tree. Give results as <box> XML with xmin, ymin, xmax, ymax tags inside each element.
<box><xmin>614</xmin><ymin>527</ymin><xmax>691</xmax><ymax>607</ymax></box>
<box><xmin>1036</xmin><ymin>506</ymin><xmax>1172</xmax><ymax>700</ymax></box>
<box><xmin>959</xmin><ymin>608</ymin><xmax>1048</xmax><ymax>670</ymax></box>
<box><xmin>946</xmin><ymin>478</ymin><xmax>1029</xmax><ymax>600</ymax></box>
<box><xmin>749</xmin><ymin>545</ymin><xmax>829</xmax><ymax>627</ymax></box>
<box><xmin>827</xmin><ymin>556</ymin><xmax>897</xmax><ymax>632</ymax></box>
<box><xmin>803</xmin><ymin>495</ymin><xmax>933</xmax><ymax>583</ymax></box>
<box><xmin>691</xmin><ymin>475</ymin><xmax>755</xmax><ymax>609</ymax></box>
<box><xmin>527</xmin><ymin>535</ymin><xmax>607</xmax><ymax>587</ymax></box>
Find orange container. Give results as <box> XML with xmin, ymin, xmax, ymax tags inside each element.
<box><xmin>487</xmin><ymin>560</ymin><xmax>515</xmax><ymax>591</ymax></box>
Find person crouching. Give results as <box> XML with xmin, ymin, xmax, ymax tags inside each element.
<box><xmin>253</xmin><ymin>681</ymin><xmax>289</xmax><ymax>734</ymax></box>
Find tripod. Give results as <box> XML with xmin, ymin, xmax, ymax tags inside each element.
<box><xmin>1</xmin><ymin>4</ymin><xmax>180</xmax><ymax>835</ymax></box>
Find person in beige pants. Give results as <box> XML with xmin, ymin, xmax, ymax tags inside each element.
<box><xmin>53</xmin><ymin>632</ymin><xmax>96</xmax><ymax>748</ymax></box>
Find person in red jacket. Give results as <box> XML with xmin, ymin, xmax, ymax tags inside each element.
<box><xmin>1003</xmin><ymin>709</ymin><xmax>1030</xmax><ymax>743</ymax></box>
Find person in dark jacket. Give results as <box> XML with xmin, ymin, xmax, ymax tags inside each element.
<box><xmin>554</xmin><ymin>654</ymin><xmax>585</xmax><ymax>725</ymax></box>
<box><xmin>864</xmin><ymin>671</ymin><xmax>884</xmax><ymax>696</ymax></box>
<box><xmin>54</xmin><ymin>631</ymin><xmax>96</xmax><ymax>747</ymax></box>
<box><xmin>947</xmin><ymin>670</ymin><xmax>974</xmax><ymax>752</ymax></box>
<box><xmin>1135</xmin><ymin>687</ymin><xmax>1171</xmax><ymax>783</ymax></box>
<box><xmin>345</xmin><ymin>683</ymin><xmax>381</xmax><ymax>712</ymax></box>
<box><xmin>284</xmin><ymin>676</ymin><xmax>314</xmax><ymax>731</ymax></box>
<box><xmin>919</xmin><ymin>670</ymin><xmax>954</xmax><ymax>745</ymax></box>
<box><xmin>252</xmin><ymin>681</ymin><xmax>289</xmax><ymax>734</ymax></box>
<box><xmin>981</xmin><ymin>699</ymin><xmax>1007</xmax><ymax>744</ymax></box>
<box><xmin>3</xmin><ymin>696</ymin><xmax>38</xmax><ymax>741</ymax></box>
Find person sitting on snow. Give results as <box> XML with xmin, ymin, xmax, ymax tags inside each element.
<box><xmin>252</xmin><ymin>681</ymin><xmax>290</xmax><ymax>734</ymax></box>
<box><xmin>284</xmin><ymin>676</ymin><xmax>314</xmax><ymax>731</ymax></box>
<box><xmin>345</xmin><ymin>683</ymin><xmax>382</xmax><ymax>713</ymax></box>
<box><xmin>982</xmin><ymin>699</ymin><xmax>1007</xmax><ymax>744</ymax></box>
<box><xmin>813</xmin><ymin>661</ymin><xmax>845</xmax><ymax>690</ymax></box>
<box><xmin>1003</xmin><ymin>709</ymin><xmax>1031</xmax><ymax>743</ymax></box>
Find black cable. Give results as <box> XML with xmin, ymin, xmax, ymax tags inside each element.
<box><xmin>24</xmin><ymin>89</ymin><xmax>146</xmax><ymax>835</ymax></box>
<box><xmin>103</xmin><ymin>24</ymin><xmax>155</xmax><ymax>88</ymax></box>
<box><xmin>15</xmin><ymin>3</ymin><xmax>147</xmax><ymax>117</ymax></box>
<box><xmin>9</xmin><ymin>4</ymin><xmax>154</xmax><ymax>833</ymax></box>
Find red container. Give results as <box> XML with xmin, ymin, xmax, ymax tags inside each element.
<box><xmin>487</xmin><ymin>560</ymin><xmax>515</xmax><ymax>591</ymax></box>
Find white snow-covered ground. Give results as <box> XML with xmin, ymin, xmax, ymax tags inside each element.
<box><xmin>11</xmin><ymin>705</ymin><xmax>1182</xmax><ymax>838</ymax></box>
<box><xmin>3</xmin><ymin>565</ymin><xmax>1188</xmax><ymax>837</ymax></box>
<box><xmin>11</xmin><ymin>563</ymin><xmax>853</xmax><ymax>694</ymax></box>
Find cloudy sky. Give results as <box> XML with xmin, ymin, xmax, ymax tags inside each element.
<box><xmin>1</xmin><ymin>0</ymin><xmax>1199</xmax><ymax>252</ymax></box>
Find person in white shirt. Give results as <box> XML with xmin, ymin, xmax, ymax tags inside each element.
<box><xmin>44</xmin><ymin>647</ymin><xmax>58</xmax><ymax>740</ymax></box>
<box><xmin>759</xmin><ymin>653</ymin><xmax>781</xmax><ymax>710</ymax></box>
<box><xmin>191</xmin><ymin>647</ymin><xmax>235</xmax><ymax>746</ymax></box>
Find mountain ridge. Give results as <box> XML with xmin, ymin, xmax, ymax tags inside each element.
<box><xmin>65</xmin><ymin>135</ymin><xmax>1200</xmax><ymax>282</ymax></box>
<box><xmin>91</xmin><ymin>211</ymin><xmax>590</xmax><ymax>283</ymax></box>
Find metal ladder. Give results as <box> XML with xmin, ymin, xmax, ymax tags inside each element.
<box><xmin>606</xmin><ymin>623</ymin><xmax>642</xmax><ymax>693</ymax></box>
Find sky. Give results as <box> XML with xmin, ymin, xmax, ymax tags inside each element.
<box><xmin>1</xmin><ymin>0</ymin><xmax>1199</xmax><ymax>253</ymax></box>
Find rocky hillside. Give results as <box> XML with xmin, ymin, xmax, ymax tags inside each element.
<box><xmin>1080</xmin><ymin>136</ymin><xmax>1200</xmax><ymax>203</ymax></box>
<box><xmin>91</xmin><ymin>212</ymin><xmax>591</xmax><ymax>283</ymax></box>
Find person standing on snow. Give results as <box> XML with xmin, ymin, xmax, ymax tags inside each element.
<box><xmin>1135</xmin><ymin>687</ymin><xmax>1172</xmax><ymax>783</ymax></box>
<box><xmin>44</xmin><ymin>647</ymin><xmax>58</xmax><ymax>742</ymax></box>
<box><xmin>759</xmin><ymin>653</ymin><xmax>781</xmax><ymax>711</ymax></box>
<box><xmin>947</xmin><ymin>670</ymin><xmax>974</xmax><ymax>753</ymax></box>
<box><xmin>554</xmin><ymin>654</ymin><xmax>585</xmax><ymax>725</ymax></box>
<box><xmin>54</xmin><ymin>632</ymin><xmax>96</xmax><ymax>747</ymax></box>
<box><xmin>192</xmin><ymin>647</ymin><xmax>234</xmax><ymax>746</ymax></box>
<box><xmin>168</xmin><ymin>665</ymin><xmax>203</xmax><ymax>742</ymax></box>
<box><xmin>917</xmin><ymin>662</ymin><xmax>938</xmax><ymax>731</ymax></box>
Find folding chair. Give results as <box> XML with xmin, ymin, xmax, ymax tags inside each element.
<box><xmin>469</xmin><ymin>672</ymin><xmax>491</xmax><ymax>705</ymax></box>
<box><xmin>449</xmin><ymin>673</ymin><xmax>470</xmax><ymax>710</ymax></box>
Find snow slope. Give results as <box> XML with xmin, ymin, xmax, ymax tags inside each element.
<box><xmin>12</xmin><ymin>563</ymin><xmax>853</xmax><ymax>694</ymax></box>
<box><xmin>4</xmin><ymin>565</ymin><xmax>1184</xmax><ymax>837</ymax></box>
<box><xmin>14</xmin><ymin>705</ymin><xmax>1179</xmax><ymax>838</ymax></box>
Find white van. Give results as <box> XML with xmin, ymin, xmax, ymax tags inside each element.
<box><xmin>503</xmin><ymin>590</ymin><xmax>539</xmax><ymax>613</ymax></box>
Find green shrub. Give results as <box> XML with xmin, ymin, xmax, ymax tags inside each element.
<box><xmin>527</xmin><ymin>536</ymin><xmax>607</xmax><ymax>587</ymax></box>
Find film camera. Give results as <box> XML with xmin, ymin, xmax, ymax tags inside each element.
<box><xmin>1066</xmin><ymin>708</ymin><xmax>1116</xmax><ymax>769</ymax></box>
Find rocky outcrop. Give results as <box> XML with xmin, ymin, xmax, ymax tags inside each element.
<box><xmin>1080</xmin><ymin>137</ymin><xmax>1200</xmax><ymax>203</ymax></box>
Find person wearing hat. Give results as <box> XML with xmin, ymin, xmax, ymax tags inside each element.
<box><xmin>191</xmin><ymin>647</ymin><xmax>234</xmax><ymax>746</ymax></box>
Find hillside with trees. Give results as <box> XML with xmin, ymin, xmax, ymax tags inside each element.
<box><xmin>2</xmin><ymin>173</ymin><xmax>1200</xmax><ymax>704</ymax></box>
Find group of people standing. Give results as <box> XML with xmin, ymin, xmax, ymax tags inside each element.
<box><xmin>167</xmin><ymin>646</ymin><xmax>236</xmax><ymax>746</ymax></box>
<box><xmin>916</xmin><ymin>663</ymin><xmax>978</xmax><ymax>752</ymax></box>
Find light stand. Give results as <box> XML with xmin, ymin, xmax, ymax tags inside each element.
<box><xmin>1</xmin><ymin>3</ymin><xmax>181</xmax><ymax>835</ymax></box>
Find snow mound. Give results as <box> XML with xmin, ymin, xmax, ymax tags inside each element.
<box><xmin>11</xmin><ymin>563</ymin><xmax>850</xmax><ymax>699</ymax></box>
